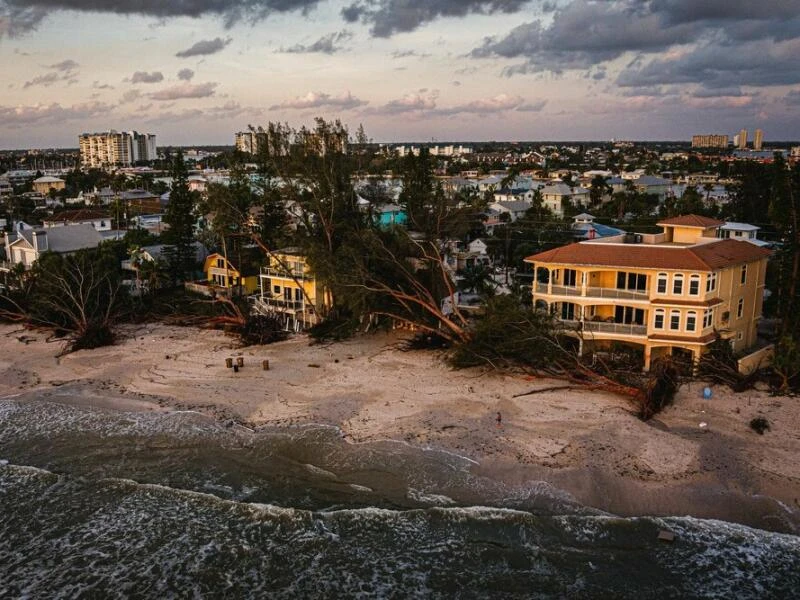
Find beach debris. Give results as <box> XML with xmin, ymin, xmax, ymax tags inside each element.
<box><xmin>657</xmin><ymin>530</ymin><xmax>676</xmax><ymax>543</ymax></box>
<box><xmin>699</xmin><ymin>422</ymin><xmax>708</xmax><ymax>429</ymax></box>
<box><xmin>308</xmin><ymin>363</ymin><xmax>321</xmax><ymax>368</ymax></box>
<box><xmin>262</xmin><ymin>359</ymin><xmax>270</xmax><ymax>371</ymax></box>
<box><xmin>703</xmin><ymin>387</ymin><xmax>712</xmax><ymax>400</ymax></box>
<box><xmin>233</xmin><ymin>364</ymin><xmax>239</xmax><ymax>373</ymax></box>
<box><xmin>225</xmin><ymin>357</ymin><xmax>233</xmax><ymax>369</ymax></box>
<box><xmin>749</xmin><ymin>417</ymin><xmax>770</xmax><ymax>435</ymax></box>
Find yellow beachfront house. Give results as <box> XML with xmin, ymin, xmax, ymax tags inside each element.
<box><xmin>203</xmin><ymin>253</ymin><xmax>260</xmax><ymax>295</ymax></box>
<box><xmin>525</xmin><ymin>215</ymin><xmax>771</xmax><ymax>370</ymax></box>
<box><xmin>252</xmin><ymin>247</ymin><xmax>331</xmax><ymax>328</ymax></box>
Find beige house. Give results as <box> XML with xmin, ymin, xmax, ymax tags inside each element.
<box><xmin>525</xmin><ymin>215</ymin><xmax>771</xmax><ymax>370</ymax></box>
<box><xmin>32</xmin><ymin>176</ymin><xmax>65</xmax><ymax>195</ymax></box>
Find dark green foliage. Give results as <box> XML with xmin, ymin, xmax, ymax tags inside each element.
<box><xmin>449</xmin><ymin>295</ymin><xmax>565</xmax><ymax>369</ymax></box>
<box><xmin>749</xmin><ymin>417</ymin><xmax>770</xmax><ymax>435</ymax></box>
<box><xmin>239</xmin><ymin>314</ymin><xmax>290</xmax><ymax>346</ymax></box>
<box><xmin>638</xmin><ymin>357</ymin><xmax>680</xmax><ymax>421</ymax></box>
<box><xmin>161</xmin><ymin>150</ymin><xmax>198</xmax><ymax>283</ymax></box>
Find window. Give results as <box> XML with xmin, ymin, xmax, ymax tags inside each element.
<box><xmin>564</xmin><ymin>269</ymin><xmax>577</xmax><ymax>287</ymax></box>
<box><xmin>706</xmin><ymin>272</ymin><xmax>717</xmax><ymax>293</ymax></box>
<box><xmin>689</xmin><ymin>274</ymin><xmax>700</xmax><ymax>296</ymax></box>
<box><xmin>737</xmin><ymin>332</ymin><xmax>744</xmax><ymax>341</ymax></box>
<box><xmin>703</xmin><ymin>309</ymin><xmax>714</xmax><ymax>328</ymax></box>
<box><xmin>617</xmin><ymin>272</ymin><xmax>647</xmax><ymax>291</ymax></box>
<box><xmin>656</xmin><ymin>273</ymin><xmax>667</xmax><ymax>294</ymax></box>
<box><xmin>686</xmin><ymin>311</ymin><xmax>697</xmax><ymax>332</ymax></box>
<box><xmin>654</xmin><ymin>309</ymin><xmax>665</xmax><ymax>329</ymax></box>
<box><xmin>295</xmin><ymin>288</ymin><xmax>302</xmax><ymax>302</ymax></box>
<box><xmin>670</xmin><ymin>310</ymin><xmax>681</xmax><ymax>330</ymax></box>
<box><xmin>217</xmin><ymin>258</ymin><xmax>224</xmax><ymax>268</ymax></box>
<box><xmin>737</xmin><ymin>298</ymin><xmax>744</xmax><ymax>319</ymax></box>
<box><xmin>273</xmin><ymin>285</ymin><xmax>280</xmax><ymax>295</ymax></box>
<box><xmin>673</xmin><ymin>274</ymin><xmax>684</xmax><ymax>295</ymax></box>
<box><xmin>740</xmin><ymin>264</ymin><xmax>747</xmax><ymax>285</ymax></box>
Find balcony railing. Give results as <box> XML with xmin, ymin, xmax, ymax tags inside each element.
<box><xmin>261</xmin><ymin>266</ymin><xmax>308</xmax><ymax>280</ymax></box>
<box><xmin>560</xmin><ymin>319</ymin><xmax>647</xmax><ymax>336</ymax></box>
<box><xmin>534</xmin><ymin>282</ymin><xmax>648</xmax><ymax>300</ymax></box>
<box><xmin>254</xmin><ymin>297</ymin><xmax>305</xmax><ymax>311</ymax></box>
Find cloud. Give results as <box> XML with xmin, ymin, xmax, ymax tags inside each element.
<box><xmin>390</xmin><ymin>49</ymin><xmax>430</xmax><ymax>59</ymax></box>
<box><xmin>516</xmin><ymin>99</ymin><xmax>547</xmax><ymax>112</ymax></box>
<box><xmin>149</xmin><ymin>82</ymin><xmax>218</xmax><ymax>100</ymax></box>
<box><xmin>785</xmin><ymin>90</ymin><xmax>800</xmax><ymax>106</ymax></box>
<box><xmin>341</xmin><ymin>0</ymin><xmax>528</xmax><ymax>37</ymax></box>
<box><xmin>282</xmin><ymin>30</ymin><xmax>352</xmax><ymax>54</ymax></box>
<box><xmin>92</xmin><ymin>81</ymin><xmax>115</xmax><ymax>90</ymax></box>
<box><xmin>439</xmin><ymin>93</ymin><xmax>525</xmax><ymax>115</ymax></box>
<box><xmin>0</xmin><ymin>1</ymin><xmax>322</xmax><ymax>37</ymax></box>
<box><xmin>130</xmin><ymin>71</ymin><xmax>164</xmax><ymax>84</ymax></box>
<box><xmin>270</xmin><ymin>91</ymin><xmax>367</xmax><ymax>110</ymax></box>
<box><xmin>120</xmin><ymin>89</ymin><xmax>142</xmax><ymax>103</ymax></box>
<box><xmin>473</xmin><ymin>0</ymin><xmax>800</xmax><ymax>79</ymax></box>
<box><xmin>177</xmin><ymin>68</ymin><xmax>195</xmax><ymax>81</ymax></box>
<box><xmin>48</xmin><ymin>59</ymin><xmax>78</xmax><ymax>72</ymax></box>
<box><xmin>176</xmin><ymin>37</ymin><xmax>231</xmax><ymax>58</ymax></box>
<box><xmin>371</xmin><ymin>92</ymin><xmax>439</xmax><ymax>115</ymax></box>
<box><xmin>0</xmin><ymin>101</ymin><xmax>113</xmax><ymax>127</ymax></box>
<box><xmin>617</xmin><ymin>39</ymin><xmax>800</xmax><ymax>90</ymax></box>
<box><xmin>23</xmin><ymin>72</ymin><xmax>60</xmax><ymax>88</ymax></box>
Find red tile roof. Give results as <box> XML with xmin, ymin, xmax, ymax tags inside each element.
<box><xmin>657</xmin><ymin>214</ymin><xmax>725</xmax><ymax>228</ymax></box>
<box><xmin>526</xmin><ymin>239</ymin><xmax>770</xmax><ymax>271</ymax></box>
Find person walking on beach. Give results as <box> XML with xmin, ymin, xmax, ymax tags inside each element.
<box><xmin>496</xmin><ymin>412</ymin><xmax>502</xmax><ymax>428</ymax></box>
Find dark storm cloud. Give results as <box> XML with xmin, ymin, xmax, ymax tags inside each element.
<box><xmin>342</xmin><ymin>0</ymin><xmax>529</xmax><ymax>37</ymax></box>
<box><xmin>616</xmin><ymin>39</ymin><xmax>800</xmax><ymax>89</ymax></box>
<box><xmin>0</xmin><ymin>0</ymin><xmax>321</xmax><ymax>36</ymax></box>
<box><xmin>281</xmin><ymin>30</ymin><xmax>352</xmax><ymax>54</ymax></box>
<box><xmin>473</xmin><ymin>0</ymin><xmax>800</xmax><ymax>79</ymax></box>
<box><xmin>176</xmin><ymin>37</ymin><xmax>231</xmax><ymax>58</ymax></box>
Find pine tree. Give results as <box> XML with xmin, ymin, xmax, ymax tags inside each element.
<box><xmin>162</xmin><ymin>150</ymin><xmax>197</xmax><ymax>284</ymax></box>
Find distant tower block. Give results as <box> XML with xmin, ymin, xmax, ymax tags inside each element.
<box><xmin>738</xmin><ymin>128</ymin><xmax>748</xmax><ymax>150</ymax></box>
<box><xmin>753</xmin><ymin>129</ymin><xmax>764</xmax><ymax>151</ymax></box>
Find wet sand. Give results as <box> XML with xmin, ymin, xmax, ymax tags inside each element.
<box><xmin>1</xmin><ymin>323</ymin><xmax>798</xmax><ymax>533</ymax></box>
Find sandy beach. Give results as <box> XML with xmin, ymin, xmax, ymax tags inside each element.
<box><xmin>1</xmin><ymin>323</ymin><xmax>798</xmax><ymax>533</ymax></box>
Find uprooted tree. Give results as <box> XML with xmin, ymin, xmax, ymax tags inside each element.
<box><xmin>0</xmin><ymin>247</ymin><xmax>127</xmax><ymax>353</ymax></box>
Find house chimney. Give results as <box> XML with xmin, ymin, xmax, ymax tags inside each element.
<box><xmin>32</xmin><ymin>231</ymin><xmax>48</xmax><ymax>253</ymax></box>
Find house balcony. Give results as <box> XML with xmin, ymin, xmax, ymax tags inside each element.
<box><xmin>534</xmin><ymin>282</ymin><xmax>649</xmax><ymax>301</ymax></box>
<box><xmin>560</xmin><ymin>319</ymin><xmax>648</xmax><ymax>337</ymax></box>
<box><xmin>260</xmin><ymin>266</ymin><xmax>309</xmax><ymax>280</ymax></box>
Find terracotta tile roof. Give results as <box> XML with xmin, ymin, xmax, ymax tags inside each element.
<box><xmin>526</xmin><ymin>239</ymin><xmax>770</xmax><ymax>271</ymax></box>
<box><xmin>657</xmin><ymin>214</ymin><xmax>725</xmax><ymax>228</ymax></box>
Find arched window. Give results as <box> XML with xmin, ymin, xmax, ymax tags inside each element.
<box><xmin>656</xmin><ymin>273</ymin><xmax>668</xmax><ymax>294</ymax></box>
<box><xmin>654</xmin><ymin>309</ymin><xmax>665</xmax><ymax>329</ymax></box>
<box><xmin>689</xmin><ymin>274</ymin><xmax>700</xmax><ymax>296</ymax></box>
<box><xmin>672</xmin><ymin>274</ymin><xmax>684</xmax><ymax>295</ymax></box>
<box><xmin>686</xmin><ymin>311</ymin><xmax>697</xmax><ymax>331</ymax></box>
<box><xmin>670</xmin><ymin>310</ymin><xmax>681</xmax><ymax>330</ymax></box>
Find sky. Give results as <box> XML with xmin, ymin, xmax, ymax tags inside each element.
<box><xmin>1</xmin><ymin>0</ymin><xmax>799</xmax><ymax>148</ymax></box>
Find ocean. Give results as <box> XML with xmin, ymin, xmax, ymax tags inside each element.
<box><xmin>1</xmin><ymin>398</ymin><xmax>799</xmax><ymax>599</ymax></box>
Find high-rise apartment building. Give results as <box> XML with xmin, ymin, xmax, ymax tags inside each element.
<box><xmin>753</xmin><ymin>129</ymin><xmax>764</xmax><ymax>151</ymax></box>
<box><xmin>79</xmin><ymin>130</ymin><xmax>157</xmax><ymax>168</ymax></box>
<box><xmin>235</xmin><ymin>131</ymin><xmax>265</xmax><ymax>154</ymax></box>
<box><xmin>691</xmin><ymin>134</ymin><xmax>729</xmax><ymax>149</ymax></box>
<box><xmin>737</xmin><ymin>128</ymin><xmax>748</xmax><ymax>150</ymax></box>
